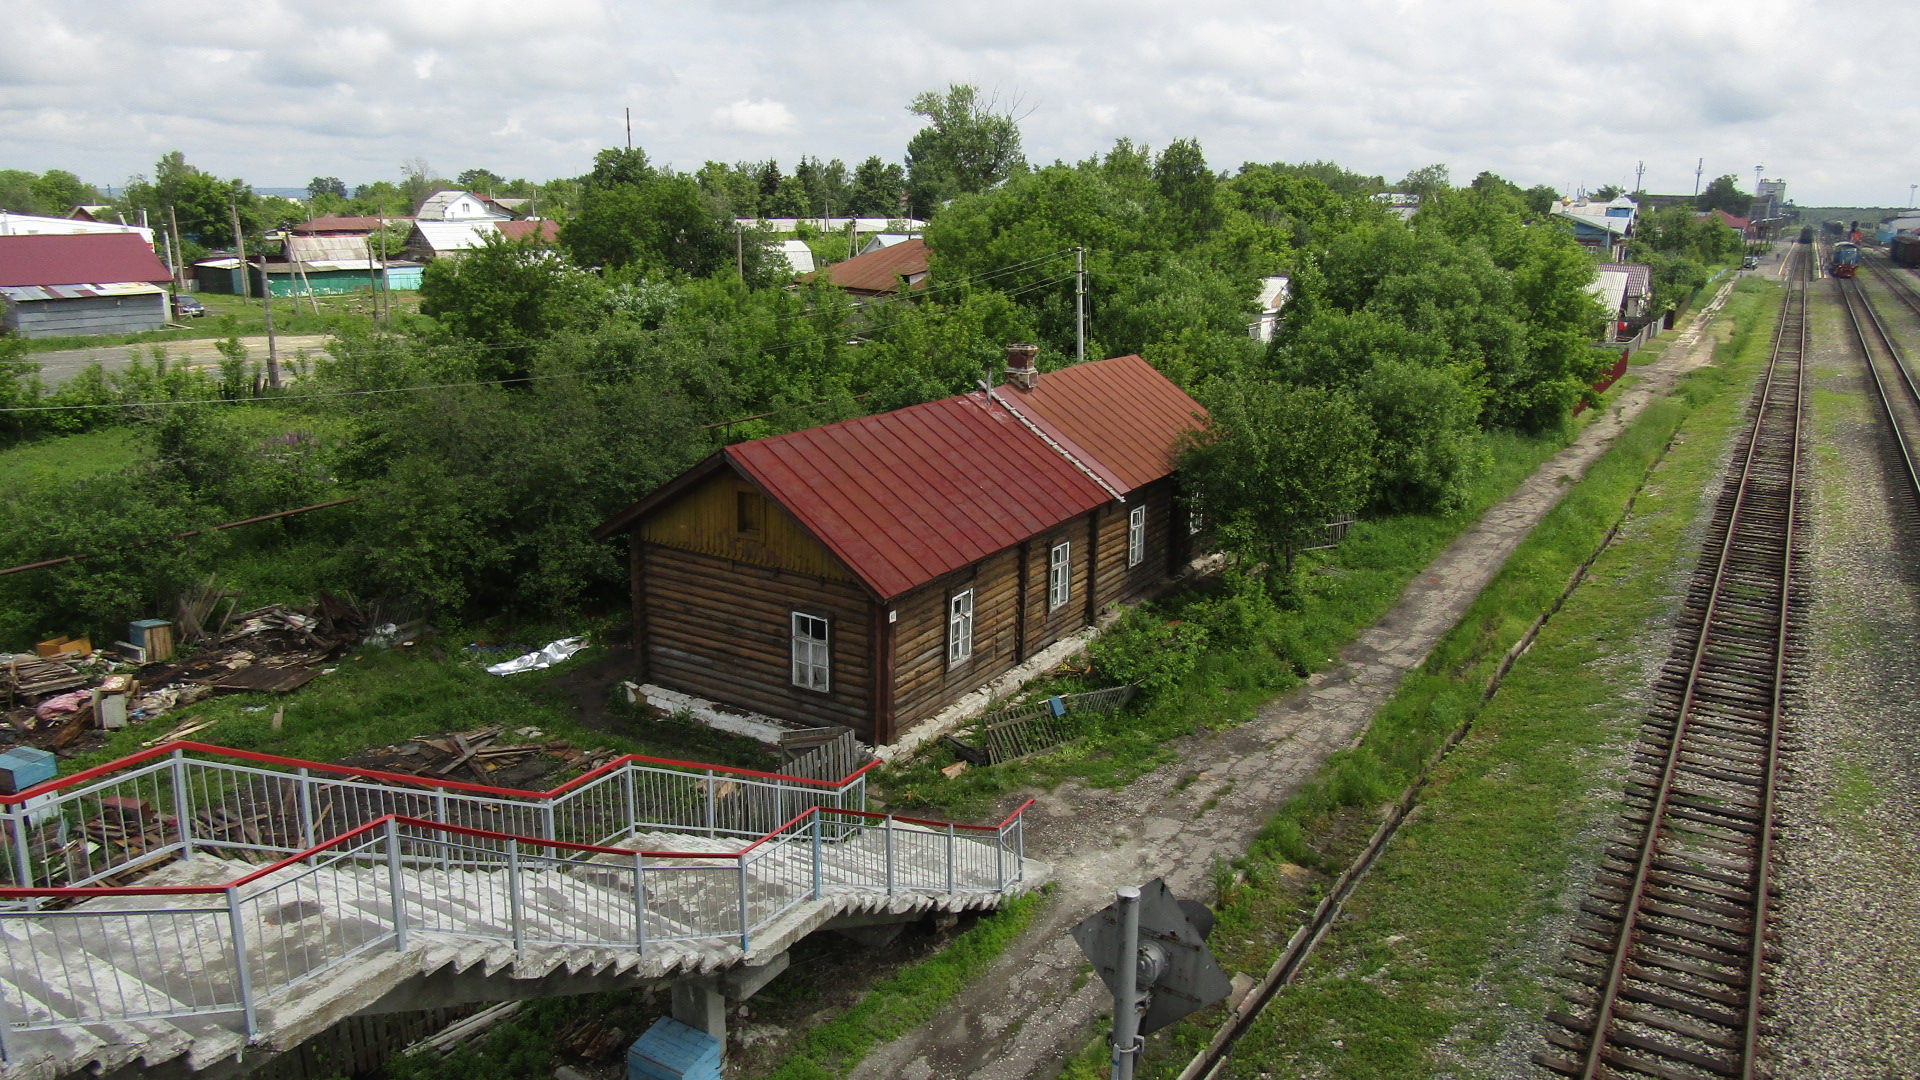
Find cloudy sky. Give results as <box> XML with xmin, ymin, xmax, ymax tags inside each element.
<box><xmin>3</xmin><ymin>0</ymin><xmax>1909</xmax><ymax>207</ymax></box>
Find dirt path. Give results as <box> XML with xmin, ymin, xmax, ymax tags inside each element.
<box><xmin>30</xmin><ymin>334</ymin><xmax>333</xmax><ymax>386</ymax></box>
<box><xmin>848</xmin><ymin>285</ymin><xmax>1740</xmax><ymax>1080</ymax></box>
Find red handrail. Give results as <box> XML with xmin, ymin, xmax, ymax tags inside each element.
<box><xmin>2</xmin><ymin>738</ymin><xmax>881</xmax><ymax>806</ymax></box>
<box><xmin>0</xmin><ymin>800</ymin><xmax>1035</xmax><ymax>900</ymax></box>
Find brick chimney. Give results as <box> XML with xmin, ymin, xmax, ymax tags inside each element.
<box><xmin>1004</xmin><ymin>344</ymin><xmax>1039</xmax><ymax>390</ymax></box>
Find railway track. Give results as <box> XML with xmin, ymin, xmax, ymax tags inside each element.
<box><xmin>1535</xmin><ymin>244</ymin><xmax>1808</xmax><ymax>1080</ymax></box>
<box><xmin>1837</xmin><ymin>260</ymin><xmax>1920</xmax><ymax>508</ymax></box>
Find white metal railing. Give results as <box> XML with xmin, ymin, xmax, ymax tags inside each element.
<box><xmin>0</xmin><ymin>742</ymin><xmax>874</xmax><ymax>892</ymax></box>
<box><xmin>0</xmin><ymin>744</ymin><xmax>1031</xmax><ymax>1057</ymax></box>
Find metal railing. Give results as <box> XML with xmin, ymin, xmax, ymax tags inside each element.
<box><xmin>0</xmin><ymin>741</ymin><xmax>1030</xmax><ymax>1054</ymax></box>
<box><xmin>0</xmin><ymin>741</ymin><xmax>878</xmax><ymax>892</ymax></box>
<box><xmin>0</xmin><ymin>801</ymin><xmax>1032</xmax><ymax>1054</ymax></box>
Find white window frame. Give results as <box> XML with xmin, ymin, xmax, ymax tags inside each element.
<box><xmin>1048</xmin><ymin>541</ymin><xmax>1072</xmax><ymax>611</ymax></box>
<box><xmin>790</xmin><ymin>612</ymin><xmax>830</xmax><ymax>692</ymax></box>
<box><xmin>948</xmin><ymin>589</ymin><xmax>974</xmax><ymax>666</ymax></box>
<box><xmin>1128</xmin><ymin>506</ymin><xmax>1147</xmax><ymax>568</ymax></box>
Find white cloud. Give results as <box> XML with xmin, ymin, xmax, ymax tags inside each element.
<box><xmin>0</xmin><ymin>0</ymin><xmax>1910</xmax><ymax>205</ymax></box>
<box><xmin>712</xmin><ymin>99</ymin><xmax>798</xmax><ymax>136</ymax></box>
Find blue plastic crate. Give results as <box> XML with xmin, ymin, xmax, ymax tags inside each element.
<box><xmin>628</xmin><ymin>1017</ymin><xmax>721</xmax><ymax>1080</ymax></box>
<box><xmin>0</xmin><ymin>747</ymin><xmax>57</xmax><ymax>796</ymax></box>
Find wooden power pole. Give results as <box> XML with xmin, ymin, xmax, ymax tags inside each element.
<box><xmin>229</xmin><ymin>197</ymin><xmax>251</xmax><ymax>301</ymax></box>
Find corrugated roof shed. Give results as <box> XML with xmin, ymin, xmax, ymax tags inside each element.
<box><xmin>292</xmin><ymin>216</ymin><xmax>410</xmax><ymax>235</ymax></box>
<box><xmin>1595</xmin><ymin>262</ymin><xmax>1651</xmax><ymax>298</ymax></box>
<box><xmin>0</xmin><ymin>233</ymin><xmax>171</xmax><ymax>288</ymax></box>
<box><xmin>999</xmin><ymin>355</ymin><xmax>1207</xmax><ymax>494</ymax></box>
<box><xmin>495</xmin><ymin>219</ymin><xmax>560</xmax><ymax>245</ymax></box>
<box><xmin>726</xmin><ymin>393</ymin><xmax>1111</xmax><ymax>600</ymax></box>
<box><xmin>813</xmin><ymin>237</ymin><xmax>929</xmax><ymax>296</ymax></box>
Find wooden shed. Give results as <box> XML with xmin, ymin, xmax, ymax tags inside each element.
<box><xmin>595</xmin><ymin>350</ymin><xmax>1206</xmax><ymax>745</ymax></box>
<box><xmin>0</xmin><ymin>233</ymin><xmax>172</xmax><ymax>339</ymax></box>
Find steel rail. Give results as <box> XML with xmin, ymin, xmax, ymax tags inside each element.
<box><xmin>1563</xmin><ymin>244</ymin><xmax>1806</xmax><ymax>1080</ymax></box>
<box><xmin>1835</xmin><ymin>273</ymin><xmax>1920</xmax><ymax>509</ymax></box>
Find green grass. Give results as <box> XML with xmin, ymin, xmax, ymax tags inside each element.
<box><xmin>1181</xmin><ymin>276</ymin><xmax>1785</xmax><ymax>1080</ymax></box>
<box><xmin>63</xmin><ymin>637</ymin><xmax>776</xmax><ymax>780</ymax></box>
<box><xmin>0</xmin><ymin>427</ymin><xmax>145</xmax><ymax>495</ymax></box>
<box><xmin>763</xmin><ymin>890</ymin><xmax>1043</xmax><ymax>1080</ymax></box>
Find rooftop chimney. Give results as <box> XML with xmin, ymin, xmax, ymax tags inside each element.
<box><xmin>1005</xmin><ymin>344</ymin><xmax>1039</xmax><ymax>390</ymax></box>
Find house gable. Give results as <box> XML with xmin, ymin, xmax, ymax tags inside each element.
<box><xmin>635</xmin><ymin>461</ymin><xmax>858</xmax><ymax>585</ymax></box>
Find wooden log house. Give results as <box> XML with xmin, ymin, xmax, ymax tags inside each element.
<box><xmin>594</xmin><ymin>349</ymin><xmax>1207</xmax><ymax>746</ymax></box>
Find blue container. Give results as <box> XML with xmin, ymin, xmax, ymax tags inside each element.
<box><xmin>628</xmin><ymin>1017</ymin><xmax>721</xmax><ymax>1080</ymax></box>
<box><xmin>0</xmin><ymin>748</ymin><xmax>57</xmax><ymax>796</ymax></box>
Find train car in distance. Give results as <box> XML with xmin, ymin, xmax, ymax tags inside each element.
<box><xmin>1891</xmin><ymin>234</ymin><xmax>1920</xmax><ymax>268</ymax></box>
<box><xmin>1802</xmin><ymin>225</ymin><xmax>1817</xmax><ymax>244</ymax></box>
<box><xmin>1831</xmin><ymin>241</ymin><xmax>1861</xmax><ymax>278</ymax></box>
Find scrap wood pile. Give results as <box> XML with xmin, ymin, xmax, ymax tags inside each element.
<box><xmin>23</xmin><ymin>786</ymin><xmax>310</xmax><ymax>896</ymax></box>
<box><xmin>0</xmin><ymin>587</ymin><xmax>374</xmax><ymax>757</ymax></box>
<box><xmin>337</xmin><ymin>726</ymin><xmax>621</xmax><ymax>790</ymax></box>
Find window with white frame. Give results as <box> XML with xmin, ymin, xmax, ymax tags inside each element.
<box><xmin>948</xmin><ymin>589</ymin><xmax>974</xmax><ymax>665</ymax></box>
<box><xmin>790</xmin><ymin>612</ymin><xmax>830</xmax><ymax>692</ymax></box>
<box><xmin>1128</xmin><ymin>506</ymin><xmax>1147</xmax><ymax>567</ymax></box>
<box><xmin>1048</xmin><ymin>541</ymin><xmax>1072</xmax><ymax>610</ymax></box>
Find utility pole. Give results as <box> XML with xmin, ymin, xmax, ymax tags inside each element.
<box><xmin>1693</xmin><ymin>157</ymin><xmax>1704</xmax><ymax>197</ymax></box>
<box><xmin>1910</xmin><ymin>183</ymin><xmax>1916</xmax><ymax>209</ymax></box>
<box><xmin>1075</xmin><ymin>247</ymin><xmax>1087</xmax><ymax>364</ymax></box>
<box><xmin>736</xmin><ymin>222</ymin><xmax>744</xmax><ymax>280</ymax></box>
<box><xmin>229</xmin><ymin>196</ymin><xmax>251</xmax><ymax>301</ymax></box>
<box><xmin>167</xmin><ymin>206</ymin><xmax>185</xmax><ymax>292</ymax></box>
<box><xmin>625</xmin><ymin>107</ymin><xmax>632</xmax><ymax>150</ymax></box>
<box><xmin>256</xmin><ymin>255</ymin><xmax>280</xmax><ymax>389</ymax></box>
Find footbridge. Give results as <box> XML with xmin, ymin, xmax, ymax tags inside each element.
<box><xmin>0</xmin><ymin>741</ymin><xmax>1041</xmax><ymax>1079</ymax></box>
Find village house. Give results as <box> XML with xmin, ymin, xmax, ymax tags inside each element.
<box><xmin>1553</xmin><ymin>195</ymin><xmax>1636</xmax><ymax>259</ymax></box>
<box><xmin>594</xmin><ymin>349</ymin><xmax>1206</xmax><ymax>746</ymax></box>
<box><xmin>0</xmin><ymin>232</ymin><xmax>172</xmax><ymax>338</ymax></box>
<box><xmin>807</xmin><ymin>236</ymin><xmax>930</xmax><ymax>299</ymax></box>
<box><xmin>405</xmin><ymin>218</ymin><xmax>560</xmax><ymax>262</ymax></box>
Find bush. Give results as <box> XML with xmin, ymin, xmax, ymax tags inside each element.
<box><xmin>1087</xmin><ymin>604</ymin><xmax>1209</xmax><ymax>696</ymax></box>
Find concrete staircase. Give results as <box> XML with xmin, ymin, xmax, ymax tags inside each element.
<box><xmin>0</xmin><ymin>749</ymin><xmax>1041</xmax><ymax>1079</ymax></box>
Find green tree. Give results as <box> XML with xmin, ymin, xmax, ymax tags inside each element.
<box><xmin>904</xmin><ymin>84</ymin><xmax>1026</xmax><ymax>213</ymax></box>
<box><xmin>1180</xmin><ymin>377</ymin><xmax>1374</xmax><ymax>585</ymax></box>
<box><xmin>29</xmin><ymin>170</ymin><xmax>96</xmax><ymax>213</ymax></box>
<box><xmin>1521</xmin><ymin>184</ymin><xmax>1560</xmax><ymax>215</ymax></box>
<box><xmin>1153</xmin><ymin>138</ymin><xmax>1222</xmax><ymax>239</ymax></box>
<box><xmin>456</xmin><ymin>168</ymin><xmax>505</xmax><ymax>193</ymax></box>
<box><xmin>562</xmin><ymin>166</ymin><xmax>756</xmax><ymax>280</ymax></box>
<box><xmin>848</xmin><ymin>156</ymin><xmax>907</xmax><ymax>216</ymax></box>
<box><xmin>1397</xmin><ymin>163</ymin><xmax>1452</xmax><ymax>201</ymax></box>
<box><xmin>419</xmin><ymin>233</ymin><xmax>608</xmax><ymax>379</ymax></box>
<box><xmin>400</xmin><ymin>157</ymin><xmax>443</xmax><ymax>212</ymax></box>
<box><xmin>307</xmin><ymin>176</ymin><xmax>348</xmax><ymax>200</ymax></box>
<box><xmin>120</xmin><ymin>152</ymin><xmax>252</xmax><ymax>247</ymax></box>
<box><xmin>0</xmin><ymin>170</ymin><xmax>36</xmax><ymax>212</ymax></box>
<box><xmin>1696</xmin><ymin>174</ymin><xmax>1752</xmax><ymax>217</ymax></box>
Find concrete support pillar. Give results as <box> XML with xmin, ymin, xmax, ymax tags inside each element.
<box><xmin>670</xmin><ymin>975</ymin><xmax>726</xmax><ymax>1043</ymax></box>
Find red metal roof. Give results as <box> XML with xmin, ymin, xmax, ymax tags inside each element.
<box><xmin>727</xmin><ymin>393</ymin><xmax>1110</xmax><ymax>600</ymax></box>
<box><xmin>495</xmin><ymin>219</ymin><xmax>560</xmax><ymax>245</ymax></box>
<box><xmin>0</xmin><ymin>233</ymin><xmax>171</xmax><ymax>288</ymax></box>
<box><xmin>999</xmin><ymin>355</ymin><xmax>1206</xmax><ymax>493</ymax></box>
<box><xmin>813</xmin><ymin>237</ymin><xmax>929</xmax><ymax>296</ymax></box>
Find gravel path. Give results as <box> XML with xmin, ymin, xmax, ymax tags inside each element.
<box><xmin>28</xmin><ymin>334</ymin><xmax>332</xmax><ymax>386</ymax></box>
<box><xmin>1767</xmin><ymin>278</ymin><xmax>1920</xmax><ymax>1077</ymax></box>
<box><xmin>844</xmin><ymin>284</ymin><xmax>1740</xmax><ymax>1080</ymax></box>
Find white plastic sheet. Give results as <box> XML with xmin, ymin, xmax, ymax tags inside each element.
<box><xmin>484</xmin><ymin>636</ymin><xmax>587</xmax><ymax>676</ymax></box>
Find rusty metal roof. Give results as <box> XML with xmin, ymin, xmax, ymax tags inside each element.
<box><xmin>813</xmin><ymin>237</ymin><xmax>929</xmax><ymax>296</ymax></box>
<box><xmin>998</xmin><ymin>355</ymin><xmax>1207</xmax><ymax>493</ymax></box>
<box><xmin>726</xmin><ymin>392</ymin><xmax>1110</xmax><ymax>600</ymax></box>
<box><xmin>0</xmin><ymin>233</ymin><xmax>171</xmax><ymax>288</ymax></box>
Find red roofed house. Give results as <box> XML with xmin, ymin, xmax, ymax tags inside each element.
<box><xmin>808</xmin><ymin>236</ymin><xmax>930</xmax><ymax>299</ymax></box>
<box><xmin>0</xmin><ymin>232</ymin><xmax>173</xmax><ymax>338</ymax></box>
<box><xmin>594</xmin><ymin>349</ymin><xmax>1206</xmax><ymax>745</ymax></box>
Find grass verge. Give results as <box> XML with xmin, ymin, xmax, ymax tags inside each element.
<box><xmin>1176</xmin><ymin>276</ymin><xmax>1784</xmax><ymax>1079</ymax></box>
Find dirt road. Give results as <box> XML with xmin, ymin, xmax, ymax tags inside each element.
<box><xmin>846</xmin><ymin>283</ymin><xmax>1739</xmax><ymax>1080</ymax></box>
<box><xmin>28</xmin><ymin>334</ymin><xmax>333</xmax><ymax>386</ymax></box>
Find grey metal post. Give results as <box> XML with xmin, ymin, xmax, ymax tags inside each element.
<box><xmin>226</xmin><ymin>886</ymin><xmax>257</xmax><ymax>1038</ymax></box>
<box><xmin>170</xmin><ymin>751</ymin><xmax>195</xmax><ymax>860</ymax></box>
<box><xmin>506</xmin><ymin>841</ymin><xmax>524</xmax><ymax>957</ymax></box>
<box><xmin>810</xmin><ymin>812</ymin><xmax>823</xmax><ymax>900</ymax></box>
<box><xmin>542</xmin><ymin>803</ymin><xmax>557</xmax><ymax>858</ymax></box>
<box><xmin>0</xmin><ymin>971</ymin><xmax>14</xmax><ymax>1061</ymax></box>
<box><xmin>623</xmin><ymin>766</ymin><xmax>638</xmax><ymax>837</ymax></box>
<box><xmin>1109</xmin><ymin>886</ymin><xmax>1142</xmax><ymax>1080</ymax></box>
<box><xmin>737</xmin><ymin>857</ymin><xmax>751</xmax><ymax>951</ymax></box>
<box><xmin>433</xmin><ymin>788</ymin><xmax>450</xmax><ymax>871</ymax></box>
<box><xmin>1016</xmin><ymin>815</ymin><xmax>1026</xmax><ymax>882</ymax></box>
<box><xmin>884</xmin><ymin>815</ymin><xmax>895</xmax><ymax>897</ymax></box>
<box><xmin>996</xmin><ymin>824</ymin><xmax>1007</xmax><ymax>891</ymax></box>
<box><xmin>704</xmin><ymin>770</ymin><xmax>717</xmax><ymax>838</ymax></box>
<box><xmin>385</xmin><ymin>818</ymin><xmax>408</xmax><ymax>951</ymax></box>
<box><xmin>633</xmin><ymin>851</ymin><xmax>648</xmax><ymax>954</ymax></box>
<box><xmin>945</xmin><ymin>823</ymin><xmax>955</xmax><ymax>892</ymax></box>
<box><xmin>8</xmin><ymin>810</ymin><xmax>31</xmax><ymax>890</ymax></box>
<box><xmin>295</xmin><ymin>768</ymin><xmax>315</xmax><ymax>851</ymax></box>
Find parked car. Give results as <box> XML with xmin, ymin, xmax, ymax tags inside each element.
<box><xmin>1742</xmin><ymin>256</ymin><xmax>1759</xmax><ymax>269</ymax></box>
<box><xmin>171</xmin><ymin>294</ymin><xmax>207</xmax><ymax>318</ymax></box>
